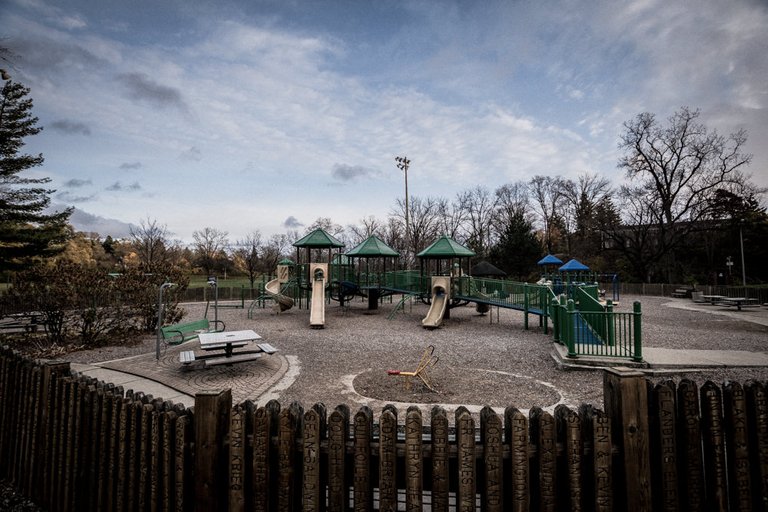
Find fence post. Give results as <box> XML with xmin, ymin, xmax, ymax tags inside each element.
<box><xmin>523</xmin><ymin>283</ymin><xmax>529</xmax><ymax>330</ymax></box>
<box><xmin>603</xmin><ymin>368</ymin><xmax>652</xmax><ymax>512</ymax></box>
<box><xmin>566</xmin><ymin>299</ymin><xmax>577</xmax><ymax>358</ymax></box>
<box><xmin>606</xmin><ymin>300</ymin><xmax>615</xmax><ymax>347</ymax></box>
<box><xmin>632</xmin><ymin>302</ymin><xmax>643</xmax><ymax>362</ymax></box>
<box><xmin>194</xmin><ymin>389</ymin><xmax>232</xmax><ymax>510</ymax></box>
<box><xmin>551</xmin><ymin>298</ymin><xmax>560</xmax><ymax>343</ymax></box>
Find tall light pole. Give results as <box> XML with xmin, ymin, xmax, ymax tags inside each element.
<box><xmin>395</xmin><ymin>155</ymin><xmax>410</xmax><ymax>261</ymax></box>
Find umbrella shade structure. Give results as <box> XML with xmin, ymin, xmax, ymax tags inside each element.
<box><xmin>417</xmin><ymin>235</ymin><xmax>475</xmax><ymax>259</ymax></box>
<box><xmin>345</xmin><ymin>235</ymin><xmax>400</xmax><ymax>258</ymax></box>
<box><xmin>293</xmin><ymin>228</ymin><xmax>345</xmax><ymax>248</ymax></box>
<box><xmin>470</xmin><ymin>261</ymin><xmax>507</xmax><ymax>277</ymax></box>
<box><xmin>537</xmin><ymin>254</ymin><xmax>563</xmax><ymax>266</ymax></box>
<box><xmin>559</xmin><ymin>258</ymin><xmax>590</xmax><ymax>272</ymax></box>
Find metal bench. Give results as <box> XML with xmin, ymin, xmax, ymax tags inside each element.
<box><xmin>179</xmin><ymin>350</ymin><xmax>196</xmax><ymax>364</ymax></box>
<box><xmin>160</xmin><ymin>318</ymin><xmax>225</xmax><ymax>346</ymax></box>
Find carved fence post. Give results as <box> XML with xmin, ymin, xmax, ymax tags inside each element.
<box><xmin>603</xmin><ymin>367</ymin><xmax>652</xmax><ymax>511</ymax></box>
<box><xmin>194</xmin><ymin>389</ymin><xmax>232</xmax><ymax>510</ymax></box>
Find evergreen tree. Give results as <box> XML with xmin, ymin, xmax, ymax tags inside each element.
<box><xmin>488</xmin><ymin>211</ymin><xmax>542</xmax><ymax>280</ymax></box>
<box><xmin>0</xmin><ymin>79</ymin><xmax>72</xmax><ymax>271</ymax></box>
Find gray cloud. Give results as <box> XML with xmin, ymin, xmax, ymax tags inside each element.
<box><xmin>56</xmin><ymin>191</ymin><xmax>96</xmax><ymax>203</ymax></box>
<box><xmin>118</xmin><ymin>72</ymin><xmax>187</xmax><ymax>110</ymax></box>
<box><xmin>331</xmin><ymin>163</ymin><xmax>379</xmax><ymax>182</ymax></box>
<box><xmin>106</xmin><ymin>181</ymin><xmax>142</xmax><ymax>192</ymax></box>
<box><xmin>50</xmin><ymin>119</ymin><xmax>91</xmax><ymax>135</ymax></box>
<box><xmin>119</xmin><ymin>161</ymin><xmax>142</xmax><ymax>170</ymax></box>
<box><xmin>66</xmin><ymin>207</ymin><xmax>133</xmax><ymax>238</ymax></box>
<box><xmin>63</xmin><ymin>178</ymin><xmax>92</xmax><ymax>188</ymax></box>
<box><xmin>283</xmin><ymin>216</ymin><xmax>303</xmax><ymax>229</ymax></box>
<box><xmin>180</xmin><ymin>146</ymin><xmax>202</xmax><ymax>161</ymax></box>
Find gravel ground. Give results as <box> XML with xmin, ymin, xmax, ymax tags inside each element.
<box><xmin>59</xmin><ymin>294</ymin><xmax>768</xmax><ymax>412</ymax></box>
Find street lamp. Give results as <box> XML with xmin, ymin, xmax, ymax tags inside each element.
<box><xmin>156</xmin><ymin>282</ymin><xmax>176</xmax><ymax>360</ymax></box>
<box><xmin>395</xmin><ymin>155</ymin><xmax>410</xmax><ymax>261</ymax></box>
<box><xmin>208</xmin><ymin>276</ymin><xmax>218</xmax><ymax>326</ymax></box>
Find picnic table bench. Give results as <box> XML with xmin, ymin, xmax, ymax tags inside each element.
<box><xmin>178</xmin><ymin>329</ymin><xmax>278</xmax><ymax>367</ymax></box>
<box><xmin>716</xmin><ymin>297</ymin><xmax>760</xmax><ymax>311</ymax></box>
<box><xmin>160</xmin><ymin>318</ymin><xmax>225</xmax><ymax>346</ymax></box>
<box><xmin>671</xmin><ymin>287</ymin><xmax>695</xmax><ymax>298</ymax></box>
<box><xmin>0</xmin><ymin>313</ymin><xmax>46</xmax><ymax>333</ymax></box>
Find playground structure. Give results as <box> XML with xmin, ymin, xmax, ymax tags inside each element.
<box><xmin>248</xmin><ymin>229</ymin><xmax>641</xmax><ymax>362</ymax></box>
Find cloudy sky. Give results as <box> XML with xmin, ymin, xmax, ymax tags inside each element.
<box><xmin>3</xmin><ymin>0</ymin><xmax>767</xmax><ymax>243</ymax></box>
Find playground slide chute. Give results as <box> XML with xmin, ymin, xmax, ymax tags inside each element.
<box><xmin>310</xmin><ymin>264</ymin><xmax>326</xmax><ymax>328</ymax></box>
<box><xmin>265</xmin><ymin>279</ymin><xmax>294</xmax><ymax>312</ymax></box>
<box><xmin>422</xmin><ymin>277</ymin><xmax>450</xmax><ymax>329</ymax></box>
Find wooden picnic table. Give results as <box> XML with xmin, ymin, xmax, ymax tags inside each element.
<box><xmin>177</xmin><ymin>329</ymin><xmax>278</xmax><ymax>367</ymax></box>
<box><xmin>718</xmin><ymin>297</ymin><xmax>760</xmax><ymax>311</ymax></box>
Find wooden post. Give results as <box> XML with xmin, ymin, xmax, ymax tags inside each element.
<box><xmin>194</xmin><ymin>389</ymin><xmax>232</xmax><ymax>510</ymax></box>
<box><xmin>481</xmin><ymin>406</ymin><xmax>503</xmax><ymax>512</ymax></box>
<box><xmin>603</xmin><ymin>367</ymin><xmax>652</xmax><ymax>511</ymax></box>
<box><xmin>353</xmin><ymin>406</ymin><xmax>373</xmax><ymax>511</ymax></box>
<box><xmin>327</xmin><ymin>405</ymin><xmax>349</xmax><ymax>512</ymax></box>
<box><xmin>406</xmin><ymin>406</ymin><xmax>424</xmax><ymax>511</ymax></box>
<box><xmin>302</xmin><ymin>403</ymin><xmax>326</xmax><ymax>512</ymax></box>
<box><xmin>456</xmin><ymin>407</ymin><xmax>476</xmax><ymax>512</ymax></box>
<box><xmin>431</xmin><ymin>406</ymin><xmax>450</xmax><ymax>512</ymax></box>
<box><xmin>505</xmin><ymin>406</ymin><xmax>529</xmax><ymax>512</ymax></box>
<box><xmin>378</xmin><ymin>406</ymin><xmax>398</xmax><ymax>511</ymax></box>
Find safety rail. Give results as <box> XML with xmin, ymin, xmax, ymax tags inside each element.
<box><xmin>551</xmin><ymin>297</ymin><xmax>642</xmax><ymax>361</ymax></box>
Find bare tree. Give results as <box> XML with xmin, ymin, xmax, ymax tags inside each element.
<box><xmin>262</xmin><ymin>233</ymin><xmax>291</xmax><ymax>273</ymax></box>
<box><xmin>456</xmin><ymin>186</ymin><xmax>497</xmax><ymax>258</ymax></box>
<box><xmin>528</xmin><ymin>175</ymin><xmax>567</xmax><ymax>254</ymax></box>
<box><xmin>392</xmin><ymin>195</ymin><xmax>444</xmax><ymax>265</ymax></box>
<box><xmin>608</xmin><ymin>107</ymin><xmax>753</xmax><ymax>281</ymax></box>
<box><xmin>435</xmin><ymin>196</ymin><xmax>466</xmax><ymax>243</ymax></box>
<box><xmin>347</xmin><ymin>215</ymin><xmax>385</xmax><ymax>246</ymax></box>
<box><xmin>192</xmin><ymin>227</ymin><xmax>229</xmax><ymax>276</ymax></box>
<box><xmin>128</xmin><ymin>217</ymin><xmax>170</xmax><ymax>272</ymax></box>
<box><xmin>233</xmin><ymin>231</ymin><xmax>262</xmax><ymax>288</ymax></box>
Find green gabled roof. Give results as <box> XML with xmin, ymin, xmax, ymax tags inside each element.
<box><xmin>416</xmin><ymin>235</ymin><xmax>475</xmax><ymax>258</ymax></box>
<box><xmin>278</xmin><ymin>258</ymin><xmax>295</xmax><ymax>266</ymax></box>
<box><xmin>345</xmin><ymin>236</ymin><xmax>400</xmax><ymax>258</ymax></box>
<box><xmin>293</xmin><ymin>228</ymin><xmax>345</xmax><ymax>248</ymax></box>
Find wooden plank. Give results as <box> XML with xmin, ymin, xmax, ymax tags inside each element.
<box><xmin>677</xmin><ymin>379</ymin><xmax>705</xmax><ymax>512</ymax></box>
<box><xmin>745</xmin><ymin>381</ymin><xmax>768</xmax><ymax>508</ymax></box>
<box><xmin>531</xmin><ymin>407</ymin><xmax>557</xmax><ymax>512</ymax></box>
<box><xmin>205</xmin><ymin>353</ymin><xmax>262</xmax><ymax>367</ymax></box>
<box><xmin>723</xmin><ymin>381</ymin><xmax>753</xmax><ymax>510</ymax></box>
<box><xmin>456</xmin><ymin>406</ymin><xmax>476</xmax><ymax>512</ymax></box>
<box><xmin>257</xmin><ymin>343</ymin><xmax>279</xmax><ymax>354</ymax></box>
<box><xmin>302</xmin><ymin>404</ymin><xmax>326</xmax><ymax>512</ymax></box>
<box><xmin>589</xmin><ymin>406</ymin><xmax>613</xmax><ymax>511</ymax></box>
<box><xmin>229</xmin><ymin>405</ymin><xmax>247</xmax><ymax>512</ymax></box>
<box><xmin>353</xmin><ymin>406</ymin><xmax>373</xmax><ymax>511</ymax></box>
<box><xmin>481</xmin><ymin>406</ymin><xmax>503</xmax><ymax>512</ymax></box>
<box><xmin>175</xmin><ymin>413</ymin><xmax>191</xmax><ymax>512</ymax></box>
<box><xmin>557</xmin><ymin>405</ymin><xmax>584</xmax><ymax>512</ymax></box>
<box><xmin>378</xmin><ymin>407</ymin><xmax>398</xmax><ymax>511</ymax></box>
<box><xmin>179</xmin><ymin>351</ymin><xmax>196</xmax><ymax>364</ymax></box>
<box><xmin>651</xmin><ymin>381</ymin><xmax>680</xmax><ymax>511</ymax></box>
<box><xmin>700</xmin><ymin>381</ymin><xmax>728</xmax><ymax>511</ymax></box>
<box><xmin>252</xmin><ymin>404</ymin><xmax>275</xmax><ymax>512</ymax></box>
<box><xmin>406</xmin><ymin>406</ymin><xmax>424</xmax><ymax>511</ymax></box>
<box><xmin>603</xmin><ymin>367</ymin><xmax>652</xmax><ymax>511</ymax></box>
<box><xmin>505</xmin><ymin>406</ymin><xmax>529</xmax><ymax>512</ymax></box>
<box><xmin>138</xmin><ymin>403</ymin><xmax>153</xmax><ymax>511</ymax></box>
<box><xmin>278</xmin><ymin>403</ymin><xmax>303</xmax><ymax>511</ymax></box>
<box><xmin>431</xmin><ymin>406</ymin><xmax>450</xmax><ymax>512</ymax></box>
<box><xmin>194</xmin><ymin>390</ymin><xmax>233</xmax><ymax>511</ymax></box>
<box><xmin>327</xmin><ymin>405</ymin><xmax>349</xmax><ymax>512</ymax></box>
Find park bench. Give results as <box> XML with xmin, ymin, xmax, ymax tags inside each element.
<box><xmin>671</xmin><ymin>287</ymin><xmax>695</xmax><ymax>298</ymax></box>
<box><xmin>179</xmin><ymin>342</ymin><xmax>278</xmax><ymax>366</ymax></box>
<box><xmin>0</xmin><ymin>313</ymin><xmax>46</xmax><ymax>333</ymax></box>
<box><xmin>160</xmin><ymin>318</ymin><xmax>225</xmax><ymax>346</ymax></box>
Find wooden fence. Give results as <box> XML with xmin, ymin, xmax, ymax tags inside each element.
<box><xmin>1</xmin><ymin>347</ymin><xmax>767</xmax><ymax>511</ymax></box>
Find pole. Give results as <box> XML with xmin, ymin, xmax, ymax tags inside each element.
<box><xmin>395</xmin><ymin>156</ymin><xmax>410</xmax><ymax>264</ymax></box>
<box><xmin>156</xmin><ymin>282</ymin><xmax>176</xmax><ymax>360</ymax></box>
<box><xmin>739</xmin><ymin>226</ymin><xmax>746</xmax><ymax>285</ymax></box>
